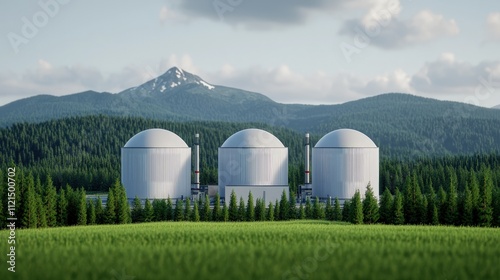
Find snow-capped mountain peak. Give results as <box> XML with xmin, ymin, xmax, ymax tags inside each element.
<box><xmin>122</xmin><ymin>66</ymin><xmax>215</xmax><ymax>95</ymax></box>
<box><xmin>158</xmin><ymin>67</ymin><xmax>214</xmax><ymax>90</ymax></box>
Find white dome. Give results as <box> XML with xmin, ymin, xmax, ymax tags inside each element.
<box><xmin>315</xmin><ymin>129</ymin><xmax>376</xmax><ymax>148</ymax></box>
<box><xmin>221</xmin><ymin>129</ymin><xmax>284</xmax><ymax>148</ymax></box>
<box><xmin>124</xmin><ymin>129</ymin><xmax>188</xmax><ymax>148</ymax></box>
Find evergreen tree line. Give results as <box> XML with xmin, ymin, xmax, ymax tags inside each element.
<box><xmin>0</xmin><ymin>169</ymin><xmax>130</xmax><ymax>229</ymax></box>
<box><xmin>0</xmin><ymin>115</ymin><xmax>307</xmax><ymax>193</ymax></box>
<box><xmin>1</xmin><ymin>170</ymin><xmax>499</xmax><ymax>228</ymax></box>
<box><xmin>2</xmin><ymin>115</ymin><xmax>499</xmax><ymax>196</ymax></box>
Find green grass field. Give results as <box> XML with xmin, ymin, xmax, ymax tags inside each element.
<box><xmin>2</xmin><ymin>221</ymin><xmax>500</xmax><ymax>280</ymax></box>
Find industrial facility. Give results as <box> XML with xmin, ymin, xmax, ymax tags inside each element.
<box><xmin>303</xmin><ymin>129</ymin><xmax>379</xmax><ymax>202</ymax></box>
<box><xmin>218</xmin><ymin>129</ymin><xmax>289</xmax><ymax>205</ymax></box>
<box><xmin>121</xmin><ymin>129</ymin><xmax>192</xmax><ymax>200</ymax></box>
<box><xmin>121</xmin><ymin>127</ymin><xmax>378</xmax><ymax>205</ymax></box>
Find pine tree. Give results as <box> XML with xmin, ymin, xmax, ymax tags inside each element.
<box><xmin>238</xmin><ymin>197</ymin><xmax>246</xmax><ymax>221</ymax></box>
<box><xmin>462</xmin><ymin>185</ymin><xmax>473</xmax><ymax>226</ymax></box>
<box><xmin>468</xmin><ymin>170</ymin><xmax>480</xmax><ymax>225</ymax></box>
<box><xmin>192</xmin><ymin>199</ymin><xmax>200</xmax><ymax>222</ymax></box>
<box><xmin>479</xmin><ymin>168</ymin><xmax>493</xmax><ymax>227</ymax></box>
<box><xmin>431</xmin><ymin>203</ymin><xmax>439</xmax><ymax>225</ymax></box>
<box><xmin>254</xmin><ymin>198</ymin><xmax>262</xmax><ymax>221</ymax></box>
<box><xmin>173</xmin><ymin>199</ymin><xmax>183</xmax><ymax>221</ymax></box>
<box><xmin>438</xmin><ymin>186</ymin><xmax>447</xmax><ymax>224</ymax></box>
<box><xmin>350</xmin><ymin>190</ymin><xmax>363</xmax><ymax>224</ymax></box>
<box><xmin>379</xmin><ymin>188</ymin><xmax>393</xmax><ymax>224</ymax></box>
<box><xmin>298</xmin><ymin>201</ymin><xmax>306</xmax><ymax>220</ymax></box>
<box><xmin>44</xmin><ymin>174</ymin><xmax>57</xmax><ymax>227</ymax></box>
<box><xmin>404</xmin><ymin>173</ymin><xmax>422</xmax><ymax>224</ymax></box>
<box><xmin>166</xmin><ymin>197</ymin><xmax>173</xmax><ymax>221</ymax></box>
<box><xmin>77</xmin><ymin>188</ymin><xmax>87</xmax><ymax>226</ymax></box>
<box><xmin>36</xmin><ymin>195</ymin><xmax>47</xmax><ymax>228</ymax></box>
<box><xmin>144</xmin><ymin>199</ymin><xmax>154</xmax><ymax>222</ymax></box>
<box><xmin>325</xmin><ymin>197</ymin><xmax>333</xmax><ymax>221</ymax></box>
<box><xmin>289</xmin><ymin>191</ymin><xmax>297</xmax><ymax>220</ymax></box>
<box><xmin>393</xmin><ymin>188</ymin><xmax>405</xmax><ymax>225</ymax></box>
<box><xmin>333</xmin><ymin>198</ymin><xmax>342</xmax><ymax>221</ymax></box>
<box><xmin>213</xmin><ymin>193</ymin><xmax>221</xmax><ymax>221</ymax></box>
<box><xmin>131</xmin><ymin>196</ymin><xmax>143</xmax><ymax>223</ymax></box>
<box><xmin>104</xmin><ymin>187</ymin><xmax>116</xmax><ymax>224</ymax></box>
<box><xmin>229</xmin><ymin>190</ymin><xmax>238</xmax><ymax>221</ymax></box>
<box><xmin>420</xmin><ymin>195</ymin><xmax>428</xmax><ymax>224</ymax></box>
<box><xmin>65</xmin><ymin>185</ymin><xmax>78</xmax><ymax>226</ymax></box>
<box><xmin>35</xmin><ymin>175</ymin><xmax>43</xmax><ymax>197</ymax></box>
<box><xmin>267</xmin><ymin>202</ymin><xmax>274</xmax><ymax>221</ymax></box>
<box><xmin>445</xmin><ymin>174</ymin><xmax>458</xmax><ymax>225</ymax></box>
<box><xmin>202</xmin><ymin>194</ymin><xmax>211</xmax><ymax>221</ymax></box>
<box><xmin>274</xmin><ymin>199</ymin><xmax>280</xmax><ymax>221</ymax></box>
<box><xmin>22</xmin><ymin>172</ymin><xmax>37</xmax><ymax>228</ymax></box>
<box><xmin>151</xmin><ymin>198</ymin><xmax>162</xmax><ymax>221</ymax></box>
<box><xmin>113</xmin><ymin>180</ymin><xmax>130</xmax><ymax>224</ymax></box>
<box><xmin>279</xmin><ymin>190</ymin><xmax>289</xmax><ymax>221</ymax></box>
<box><xmin>305</xmin><ymin>197</ymin><xmax>312</xmax><ymax>219</ymax></box>
<box><xmin>247</xmin><ymin>191</ymin><xmax>255</xmax><ymax>222</ymax></box>
<box><xmin>256</xmin><ymin>199</ymin><xmax>266</xmax><ymax>221</ymax></box>
<box><xmin>260</xmin><ymin>199</ymin><xmax>266</xmax><ymax>221</ymax></box>
<box><xmin>363</xmin><ymin>184</ymin><xmax>379</xmax><ymax>224</ymax></box>
<box><xmin>427</xmin><ymin>186</ymin><xmax>437</xmax><ymax>225</ymax></box>
<box><xmin>87</xmin><ymin>200</ymin><xmax>96</xmax><ymax>225</ymax></box>
<box><xmin>313</xmin><ymin>197</ymin><xmax>325</xmax><ymax>220</ymax></box>
<box><xmin>221</xmin><ymin>202</ymin><xmax>229</xmax><ymax>222</ymax></box>
<box><xmin>492</xmin><ymin>189</ymin><xmax>500</xmax><ymax>227</ymax></box>
<box><xmin>342</xmin><ymin>200</ymin><xmax>350</xmax><ymax>222</ymax></box>
<box><xmin>185</xmin><ymin>197</ymin><xmax>192</xmax><ymax>221</ymax></box>
<box><xmin>95</xmin><ymin>196</ymin><xmax>104</xmax><ymax>224</ymax></box>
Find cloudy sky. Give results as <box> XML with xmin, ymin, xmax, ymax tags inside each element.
<box><xmin>1</xmin><ymin>0</ymin><xmax>500</xmax><ymax>107</ymax></box>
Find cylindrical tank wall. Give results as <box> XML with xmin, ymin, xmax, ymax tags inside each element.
<box><xmin>121</xmin><ymin>148</ymin><xmax>191</xmax><ymax>199</ymax></box>
<box><xmin>312</xmin><ymin>147</ymin><xmax>379</xmax><ymax>201</ymax></box>
<box><xmin>218</xmin><ymin>147</ymin><xmax>288</xmax><ymax>197</ymax></box>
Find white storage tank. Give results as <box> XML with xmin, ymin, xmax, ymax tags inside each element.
<box><xmin>312</xmin><ymin>129</ymin><xmax>379</xmax><ymax>202</ymax></box>
<box><xmin>218</xmin><ymin>129</ymin><xmax>288</xmax><ymax>204</ymax></box>
<box><xmin>121</xmin><ymin>129</ymin><xmax>191</xmax><ymax>200</ymax></box>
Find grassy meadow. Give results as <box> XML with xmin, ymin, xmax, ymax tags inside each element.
<box><xmin>1</xmin><ymin>221</ymin><xmax>500</xmax><ymax>280</ymax></box>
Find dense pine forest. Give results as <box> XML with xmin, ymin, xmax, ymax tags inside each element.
<box><xmin>0</xmin><ymin>115</ymin><xmax>499</xmax><ymax>228</ymax></box>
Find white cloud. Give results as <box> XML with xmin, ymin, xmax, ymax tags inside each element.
<box><xmin>0</xmin><ymin>60</ymin><xmax>162</xmax><ymax>105</ymax></box>
<box><xmin>410</xmin><ymin>53</ymin><xmax>500</xmax><ymax>105</ymax></box>
<box><xmin>339</xmin><ymin>10</ymin><xmax>459</xmax><ymax>49</ymax></box>
<box><xmin>165</xmin><ymin>0</ymin><xmax>400</xmax><ymax>29</ymax></box>
<box><xmin>356</xmin><ymin>69</ymin><xmax>412</xmax><ymax>95</ymax></box>
<box><xmin>204</xmin><ymin>64</ymin><xmax>411</xmax><ymax>104</ymax></box>
<box><xmin>159</xmin><ymin>54</ymin><xmax>199</xmax><ymax>75</ymax></box>
<box><xmin>486</xmin><ymin>12</ymin><xmax>500</xmax><ymax>41</ymax></box>
<box><xmin>159</xmin><ymin>4</ymin><xmax>188</xmax><ymax>24</ymax></box>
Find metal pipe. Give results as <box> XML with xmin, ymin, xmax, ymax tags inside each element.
<box><xmin>305</xmin><ymin>133</ymin><xmax>310</xmax><ymax>184</ymax></box>
<box><xmin>195</xmin><ymin>133</ymin><xmax>200</xmax><ymax>186</ymax></box>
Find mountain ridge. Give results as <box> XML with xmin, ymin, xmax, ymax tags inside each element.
<box><xmin>1</xmin><ymin>66</ymin><xmax>500</xmax><ymax>157</ymax></box>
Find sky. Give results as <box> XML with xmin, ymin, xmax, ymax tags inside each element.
<box><xmin>1</xmin><ymin>0</ymin><xmax>500</xmax><ymax>107</ymax></box>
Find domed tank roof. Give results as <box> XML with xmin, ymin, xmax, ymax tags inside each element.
<box><xmin>124</xmin><ymin>129</ymin><xmax>188</xmax><ymax>148</ymax></box>
<box><xmin>315</xmin><ymin>129</ymin><xmax>377</xmax><ymax>148</ymax></box>
<box><xmin>221</xmin><ymin>128</ymin><xmax>285</xmax><ymax>148</ymax></box>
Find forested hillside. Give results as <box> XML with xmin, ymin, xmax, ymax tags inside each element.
<box><xmin>0</xmin><ymin>115</ymin><xmax>499</xmax><ymax>195</ymax></box>
<box><xmin>0</xmin><ymin>115</ymin><xmax>308</xmax><ymax>191</ymax></box>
